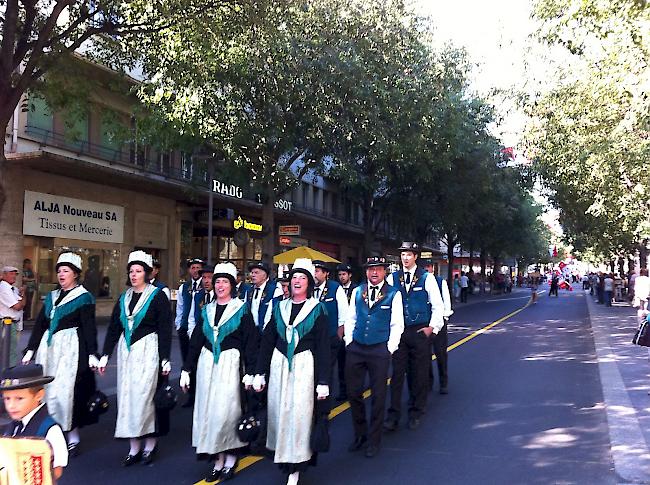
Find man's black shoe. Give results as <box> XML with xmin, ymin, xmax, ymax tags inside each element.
<box><xmin>348</xmin><ymin>436</ymin><xmax>367</xmax><ymax>452</ymax></box>
<box><xmin>365</xmin><ymin>444</ymin><xmax>380</xmax><ymax>458</ymax></box>
<box><xmin>408</xmin><ymin>417</ymin><xmax>420</xmax><ymax>430</ymax></box>
<box><xmin>383</xmin><ymin>419</ymin><xmax>398</xmax><ymax>432</ymax></box>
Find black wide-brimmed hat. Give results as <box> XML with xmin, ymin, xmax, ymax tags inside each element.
<box><xmin>248</xmin><ymin>261</ymin><xmax>271</xmax><ymax>275</ymax></box>
<box><xmin>398</xmin><ymin>241</ymin><xmax>420</xmax><ymax>253</ymax></box>
<box><xmin>0</xmin><ymin>364</ymin><xmax>54</xmax><ymax>391</ymax></box>
<box><xmin>313</xmin><ymin>260</ymin><xmax>331</xmax><ymax>272</ymax></box>
<box><xmin>364</xmin><ymin>256</ymin><xmax>389</xmax><ymax>268</ymax></box>
<box><xmin>187</xmin><ymin>258</ymin><xmax>205</xmax><ymax>268</ymax></box>
<box><xmin>199</xmin><ymin>264</ymin><xmax>215</xmax><ymax>275</ymax></box>
<box><xmin>336</xmin><ymin>263</ymin><xmax>353</xmax><ymax>273</ymax></box>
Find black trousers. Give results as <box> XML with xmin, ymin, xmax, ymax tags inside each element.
<box><xmin>345</xmin><ymin>342</ymin><xmax>391</xmax><ymax>447</ymax></box>
<box><xmin>330</xmin><ymin>335</ymin><xmax>345</xmax><ymax>394</ymax></box>
<box><xmin>337</xmin><ymin>340</ymin><xmax>347</xmax><ymax>396</ymax></box>
<box><xmin>178</xmin><ymin>328</ymin><xmax>196</xmax><ymax>399</ymax></box>
<box><xmin>460</xmin><ymin>287</ymin><xmax>468</xmax><ymax>303</ymax></box>
<box><xmin>388</xmin><ymin>324</ymin><xmax>431</xmax><ymax>421</ymax></box>
<box><xmin>432</xmin><ymin>322</ymin><xmax>448</xmax><ymax>388</ymax></box>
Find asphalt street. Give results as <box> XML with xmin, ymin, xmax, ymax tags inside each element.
<box><xmin>54</xmin><ymin>287</ymin><xmax>619</xmax><ymax>485</ymax></box>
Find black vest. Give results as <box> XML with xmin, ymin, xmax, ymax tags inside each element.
<box><xmin>2</xmin><ymin>405</ymin><xmax>57</xmax><ymax>438</ymax></box>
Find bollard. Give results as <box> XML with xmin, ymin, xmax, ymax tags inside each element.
<box><xmin>0</xmin><ymin>317</ymin><xmax>13</xmax><ymax>371</ymax></box>
<box><xmin>0</xmin><ymin>317</ymin><xmax>13</xmax><ymax>417</ymax></box>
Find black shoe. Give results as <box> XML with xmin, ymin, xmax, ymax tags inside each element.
<box><xmin>408</xmin><ymin>417</ymin><xmax>420</xmax><ymax>430</ymax></box>
<box><xmin>141</xmin><ymin>448</ymin><xmax>156</xmax><ymax>465</ymax></box>
<box><xmin>220</xmin><ymin>465</ymin><xmax>236</xmax><ymax>481</ymax></box>
<box><xmin>67</xmin><ymin>442</ymin><xmax>80</xmax><ymax>457</ymax></box>
<box><xmin>383</xmin><ymin>419</ymin><xmax>398</xmax><ymax>432</ymax></box>
<box><xmin>205</xmin><ymin>467</ymin><xmax>222</xmax><ymax>483</ymax></box>
<box><xmin>364</xmin><ymin>444</ymin><xmax>380</xmax><ymax>458</ymax></box>
<box><xmin>439</xmin><ymin>386</ymin><xmax>448</xmax><ymax>395</ymax></box>
<box><xmin>122</xmin><ymin>452</ymin><xmax>142</xmax><ymax>467</ymax></box>
<box><xmin>348</xmin><ymin>436</ymin><xmax>367</xmax><ymax>452</ymax></box>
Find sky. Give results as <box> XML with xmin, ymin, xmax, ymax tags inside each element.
<box><xmin>413</xmin><ymin>0</ymin><xmax>541</xmax><ymax>147</ymax></box>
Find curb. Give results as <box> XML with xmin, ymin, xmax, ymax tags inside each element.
<box><xmin>585</xmin><ymin>291</ymin><xmax>650</xmax><ymax>484</ymax></box>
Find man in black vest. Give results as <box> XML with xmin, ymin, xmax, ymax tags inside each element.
<box><xmin>385</xmin><ymin>242</ymin><xmax>444</xmax><ymax>431</ymax></box>
<box><xmin>345</xmin><ymin>256</ymin><xmax>404</xmax><ymax>458</ymax></box>
<box><xmin>336</xmin><ymin>263</ymin><xmax>357</xmax><ymax>400</ymax></box>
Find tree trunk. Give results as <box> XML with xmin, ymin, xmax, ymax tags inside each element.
<box><xmin>617</xmin><ymin>255</ymin><xmax>625</xmax><ymax>277</ymax></box>
<box><xmin>446</xmin><ymin>233</ymin><xmax>455</xmax><ymax>286</ymax></box>
<box><xmin>609</xmin><ymin>260</ymin><xmax>615</xmax><ymax>273</ymax></box>
<box><xmin>260</xmin><ymin>184</ymin><xmax>276</xmax><ymax>266</ymax></box>
<box><xmin>362</xmin><ymin>193</ymin><xmax>375</xmax><ymax>256</ymax></box>
<box><xmin>640</xmin><ymin>241</ymin><xmax>648</xmax><ymax>269</ymax></box>
<box><xmin>480</xmin><ymin>248</ymin><xmax>487</xmax><ymax>294</ymax></box>
<box><xmin>468</xmin><ymin>241</ymin><xmax>474</xmax><ymax>274</ymax></box>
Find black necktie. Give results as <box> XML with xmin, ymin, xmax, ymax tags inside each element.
<box><xmin>370</xmin><ymin>286</ymin><xmax>378</xmax><ymax>302</ymax></box>
<box><xmin>254</xmin><ymin>287</ymin><xmax>260</xmax><ymax>300</ymax></box>
<box><xmin>192</xmin><ymin>281</ymin><xmax>197</xmax><ymax>293</ymax></box>
<box><xmin>405</xmin><ymin>272</ymin><xmax>411</xmax><ymax>285</ymax></box>
<box><xmin>315</xmin><ymin>288</ymin><xmax>321</xmax><ymax>299</ymax></box>
<box><xmin>12</xmin><ymin>421</ymin><xmax>22</xmax><ymax>436</ymax></box>
<box><xmin>204</xmin><ymin>293</ymin><xmax>211</xmax><ymax>305</ymax></box>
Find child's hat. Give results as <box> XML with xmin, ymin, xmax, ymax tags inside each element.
<box><xmin>0</xmin><ymin>364</ymin><xmax>54</xmax><ymax>390</ymax></box>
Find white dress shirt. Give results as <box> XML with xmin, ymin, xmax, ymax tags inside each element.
<box><xmin>344</xmin><ymin>281</ymin><xmax>405</xmax><ymax>353</ymax></box>
<box><xmin>250</xmin><ymin>279</ymin><xmax>283</xmax><ymax>328</ymax></box>
<box><xmin>315</xmin><ymin>281</ymin><xmax>349</xmax><ymax>327</ymax></box>
<box><xmin>174</xmin><ymin>278</ymin><xmax>201</xmax><ymax>334</ymax></box>
<box><xmin>18</xmin><ymin>403</ymin><xmax>68</xmax><ymax>469</ymax></box>
<box><xmin>387</xmin><ymin>269</ymin><xmax>445</xmax><ymax>333</ymax></box>
<box><xmin>0</xmin><ymin>280</ymin><xmax>23</xmax><ymax>328</ymax></box>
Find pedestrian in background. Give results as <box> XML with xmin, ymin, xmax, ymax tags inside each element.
<box><xmin>634</xmin><ymin>269</ymin><xmax>650</xmax><ymax>311</ymax></box>
<box><xmin>0</xmin><ymin>265</ymin><xmax>26</xmax><ymax>366</ymax></box>
<box><xmin>253</xmin><ymin>258</ymin><xmax>331</xmax><ymax>485</ymax></box>
<box><xmin>22</xmin><ymin>258</ymin><xmax>36</xmax><ymax>320</ymax></box>
<box><xmin>98</xmin><ymin>250</ymin><xmax>172</xmax><ymax>466</ymax></box>
<box><xmin>459</xmin><ymin>271</ymin><xmax>469</xmax><ymax>303</ymax></box>
<box><xmin>336</xmin><ymin>263</ymin><xmax>356</xmax><ymax>401</ymax></box>
<box><xmin>453</xmin><ymin>274</ymin><xmax>460</xmax><ymax>302</ymax></box>
<box><xmin>22</xmin><ymin>252</ymin><xmax>99</xmax><ymax>456</ymax></box>
<box><xmin>604</xmin><ymin>273</ymin><xmax>614</xmax><ymax>306</ymax></box>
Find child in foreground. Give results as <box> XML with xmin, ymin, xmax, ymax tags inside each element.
<box><xmin>1</xmin><ymin>363</ymin><xmax>68</xmax><ymax>479</ymax></box>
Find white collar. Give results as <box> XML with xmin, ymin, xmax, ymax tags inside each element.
<box><xmin>204</xmin><ymin>298</ymin><xmax>244</xmax><ymax>329</ymax></box>
<box><xmin>278</xmin><ymin>297</ymin><xmax>319</xmax><ymax>327</ymax></box>
<box><xmin>255</xmin><ymin>279</ymin><xmax>268</xmax><ymax>291</ymax></box>
<box><xmin>21</xmin><ymin>403</ymin><xmax>46</xmax><ymax>427</ymax></box>
<box><xmin>341</xmin><ymin>282</ymin><xmax>351</xmax><ymax>289</ymax></box>
<box><xmin>402</xmin><ymin>266</ymin><xmax>416</xmax><ymax>274</ymax></box>
<box><xmin>316</xmin><ymin>281</ymin><xmax>326</xmax><ymax>291</ymax></box>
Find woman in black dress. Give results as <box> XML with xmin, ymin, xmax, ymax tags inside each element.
<box><xmin>98</xmin><ymin>250</ymin><xmax>172</xmax><ymax>466</ymax></box>
<box><xmin>23</xmin><ymin>252</ymin><xmax>98</xmax><ymax>456</ymax></box>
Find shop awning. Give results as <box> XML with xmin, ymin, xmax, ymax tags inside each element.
<box><xmin>273</xmin><ymin>246</ymin><xmax>341</xmax><ymax>264</ymax></box>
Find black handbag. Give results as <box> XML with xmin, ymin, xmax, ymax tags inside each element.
<box><xmin>87</xmin><ymin>390</ymin><xmax>109</xmax><ymax>418</ymax></box>
<box><xmin>633</xmin><ymin>317</ymin><xmax>650</xmax><ymax>347</ymax></box>
<box><xmin>154</xmin><ymin>375</ymin><xmax>178</xmax><ymax>411</ymax></box>
<box><xmin>310</xmin><ymin>396</ymin><xmax>331</xmax><ymax>453</ymax></box>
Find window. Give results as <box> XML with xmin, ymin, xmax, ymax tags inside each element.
<box><xmin>313</xmin><ymin>187</ymin><xmax>320</xmax><ymax>210</ymax></box>
<box><xmin>26</xmin><ymin>96</ymin><xmax>53</xmax><ymax>139</ymax></box>
<box><xmin>51</xmin><ymin>246</ymin><xmax>121</xmax><ymax>299</ymax></box>
<box><xmin>302</xmin><ymin>182</ymin><xmax>309</xmax><ymax>208</ymax></box>
<box><xmin>64</xmin><ymin>109</ymin><xmax>89</xmax><ymax>151</ymax></box>
<box><xmin>100</xmin><ymin>110</ymin><xmax>123</xmax><ymax>160</ymax></box>
<box><xmin>323</xmin><ymin>190</ymin><xmax>330</xmax><ymax>215</ymax></box>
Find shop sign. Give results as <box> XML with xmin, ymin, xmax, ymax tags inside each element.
<box><xmin>274</xmin><ymin>199</ymin><xmax>293</xmax><ymax>211</ymax></box>
<box><xmin>23</xmin><ymin>191</ymin><xmax>124</xmax><ymax>243</ymax></box>
<box><xmin>279</xmin><ymin>236</ymin><xmax>292</xmax><ymax>245</ymax></box>
<box><xmin>279</xmin><ymin>225</ymin><xmax>301</xmax><ymax>236</ymax></box>
<box><xmin>212</xmin><ymin>179</ymin><xmax>243</xmax><ymax>199</ymax></box>
<box><xmin>279</xmin><ymin>236</ymin><xmax>309</xmax><ymax>247</ymax></box>
<box><xmin>233</xmin><ymin>215</ymin><xmax>262</xmax><ymax>232</ymax></box>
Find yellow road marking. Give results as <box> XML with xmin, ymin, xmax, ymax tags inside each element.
<box><xmin>196</xmin><ymin>296</ymin><xmax>532</xmax><ymax>484</ymax></box>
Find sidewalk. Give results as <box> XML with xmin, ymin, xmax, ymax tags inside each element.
<box><xmin>585</xmin><ymin>289</ymin><xmax>650</xmax><ymax>483</ymax></box>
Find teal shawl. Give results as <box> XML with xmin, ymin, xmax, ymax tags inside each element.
<box><xmin>43</xmin><ymin>287</ymin><xmax>95</xmax><ymax>346</ymax></box>
<box><xmin>201</xmin><ymin>301</ymin><xmax>248</xmax><ymax>364</ymax></box>
<box><xmin>274</xmin><ymin>300</ymin><xmax>324</xmax><ymax>371</ymax></box>
<box><xmin>119</xmin><ymin>286</ymin><xmax>159</xmax><ymax>351</ymax></box>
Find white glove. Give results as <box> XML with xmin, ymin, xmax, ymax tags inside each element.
<box><xmin>22</xmin><ymin>350</ymin><xmax>34</xmax><ymax>364</ymax></box>
<box><xmin>316</xmin><ymin>384</ymin><xmax>329</xmax><ymax>399</ymax></box>
<box><xmin>161</xmin><ymin>360</ymin><xmax>171</xmax><ymax>374</ymax></box>
<box><xmin>242</xmin><ymin>374</ymin><xmax>254</xmax><ymax>387</ymax></box>
<box><xmin>180</xmin><ymin>370</ymin><xmax>191</xmax><ymax>390</ymax></box>
<box><xmin>98</xmin><ymin>355</ymin><xmax>109</xmax><ymax>370</ymax></box>
<box><xmin>88</xmin><ymin>354</ymin><xmax>99</xmax><ymax>369</ymax></box>
<box><xmin>252</xmin><ymin>374</ymin><xmax>266</xmax><ymax>392</ymax></box>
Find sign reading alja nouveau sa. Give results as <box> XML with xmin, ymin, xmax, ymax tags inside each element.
<box><xmin>23</xmin><ymin>191</ymin><xmax>124</xmax><ymax>243</ymax></box>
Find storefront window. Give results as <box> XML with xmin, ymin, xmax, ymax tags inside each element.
<box><xmin>53</xmin><ymin>246</ymin><xmax>121</xmax><ymax>299</ymax></box>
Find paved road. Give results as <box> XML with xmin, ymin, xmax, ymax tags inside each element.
<box><xmin>57</xmin><ymin>287</ymin><xmax>619</xmax><ymax>484</ymax></box>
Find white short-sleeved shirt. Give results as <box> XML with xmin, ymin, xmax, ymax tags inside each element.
<box><xmin>0</xmin><ymin>280</ymin><xmax>23</xmax><ymax>325</ymax></box>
